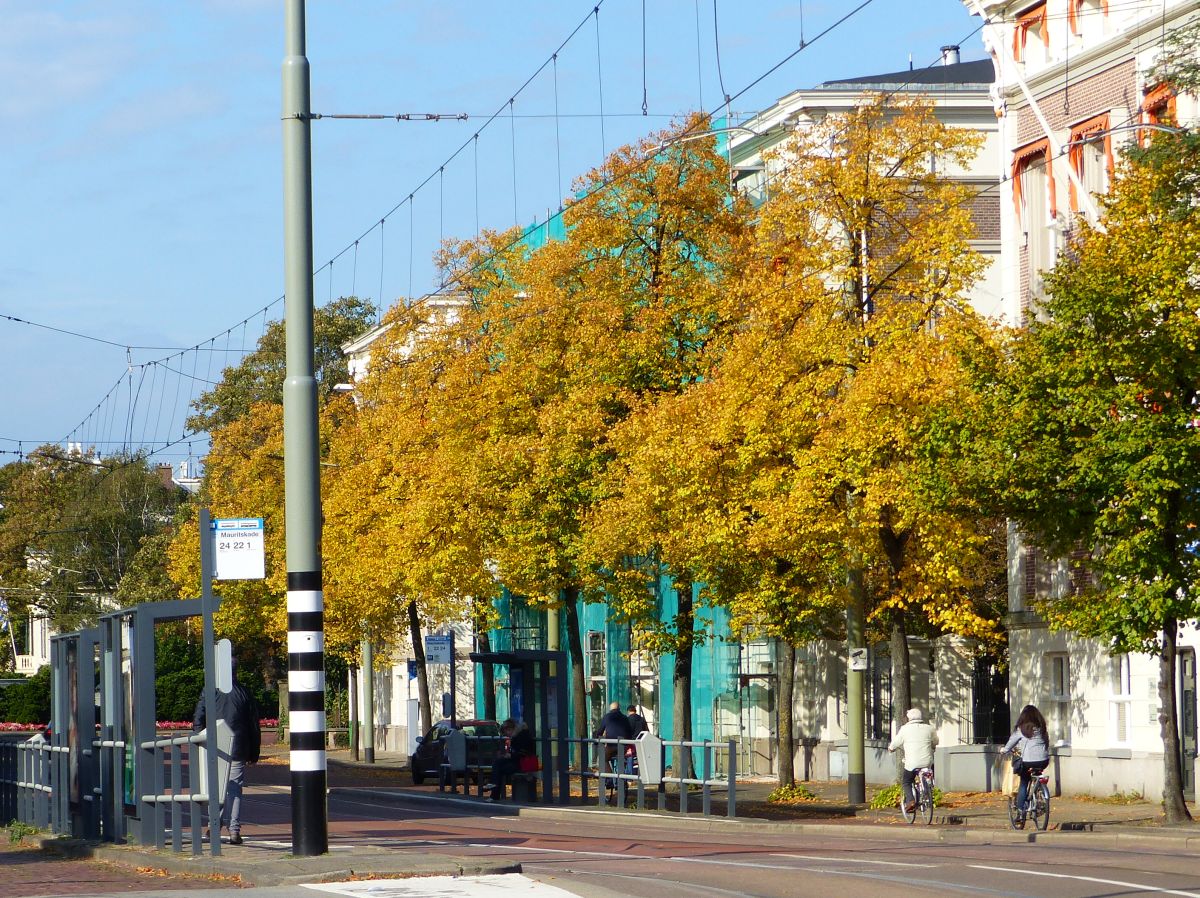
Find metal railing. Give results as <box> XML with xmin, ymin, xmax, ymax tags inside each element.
<box><xmin>567</xmin><ymin>736</ymin><xmax>737</xmax><ymax>817</ymax></box>
<box><xmin>9</xmin><ymin>737</ymin><xmax>59</xmax><ymax>831</ymax></box>
<box><xmin>139</xmin><ymin>730</ymin><xmax>212</xmax><ymax>856</ymax></box>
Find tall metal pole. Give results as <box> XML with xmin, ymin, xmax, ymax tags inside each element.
<box><xmin>361</xmin><ymin>636</ymin><xmax>375</xmax><ymax>764</ymax></box>
<box><xmin>199</xmin><ymin>509</ymin><xmax>221</xmax><ymax>856</ymax></box>
<box><xmin>846</xmin><ymin>571</ymin><xmax>866</xmax><ymax>805</ymax></box>
<box><xmin>282</xmin><ymin>0</ymin><xmax>328</xmax><ymax>856</ymax></box>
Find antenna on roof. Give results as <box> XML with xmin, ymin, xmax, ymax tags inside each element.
<box><xmin>909</xmin><ymin>53</ymin><xmax>913</xmax><ymax>70</ymax></box>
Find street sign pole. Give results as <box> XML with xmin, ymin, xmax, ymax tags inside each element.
<box><xmin>282</xmin><ymin>0</ymin><xmax>328</xmax><ymax>857</ymax></box>
<box><xmin>198</xmin><ymin>508</ymin><xmax>221</xmax><ymax>857</ymax></box>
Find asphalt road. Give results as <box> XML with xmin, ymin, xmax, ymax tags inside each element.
<box><xmin>229</xmin><ymin>785</ymin><xmax>1200</xmax><ymax>898</ymax></box>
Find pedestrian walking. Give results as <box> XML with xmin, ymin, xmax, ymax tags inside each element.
<box><xmin>193</xmin><ymin>660</ymin><xmax>261</xmax><ymax>845</ymax></box>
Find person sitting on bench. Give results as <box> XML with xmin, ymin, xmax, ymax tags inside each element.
<box><xmin>488</xmin><ymin>719</ymin><xmax>536</xmax><ymax>800</ymax></box>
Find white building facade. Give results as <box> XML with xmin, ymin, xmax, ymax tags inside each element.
<box><xmin>965</xmin><ymin>0</ymin><xmax>1200</xmax><ymax>800</ymax></box>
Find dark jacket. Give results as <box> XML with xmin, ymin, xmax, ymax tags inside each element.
<box><xmin>510</xmin><ymin>726</ymin><xmax>536</xmax><ymax>759</ymax></box>
<box><xmin>627</xmin><ymin>712</ymin><xmax>649</xmax><ymax>738</ymax></box>
<box><xmin>194</xmin><ymin>682</ymin><xmax>262</xmax><ymax>763</ymax></box>
<box><xmin>595</xmin><ymin>708</ymin><xmax>632</xmax><ymax>740</ymax></box>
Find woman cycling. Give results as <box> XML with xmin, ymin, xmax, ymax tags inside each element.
<box><xmin>1003</xmin><ymin>704</ymin><xmax>1049</xmax><ymax>820</ymax></box>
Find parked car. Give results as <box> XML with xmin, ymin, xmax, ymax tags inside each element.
<box><xmin>410</xmin><ymin>719</ymin><xmax>500</xmax><ymax>784</ymax></box>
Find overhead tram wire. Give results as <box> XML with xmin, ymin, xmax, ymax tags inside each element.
<box><xmin>29</xmin><ymin>0</ymin><xmax>906</xmax><ymax>460</ymax></box>
<box><xmin>26</xmin><ymin>1</ymin><xmax>619</xmax><ymax>454</ymax></box>
<box><xmin>391</xmin><ymin>0</ymin><xmax>890</xmax><ymax>319</ymax></box>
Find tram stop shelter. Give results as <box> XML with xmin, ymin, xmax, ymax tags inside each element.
<box><xmin>468</xmin><ymin>649</ymin><xmax>569</xmax><ymax>804</ymax></box>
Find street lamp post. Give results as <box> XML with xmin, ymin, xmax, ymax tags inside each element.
<box><xmin>281</xmin><ymin>0</ymin><xmax>328</xmax><ymax>857</ymax></box>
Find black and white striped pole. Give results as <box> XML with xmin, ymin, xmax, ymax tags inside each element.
<box><xmin>281</xmin><ymin>0</ymin><xmax>328</xmax><ymax>856</ymax></box>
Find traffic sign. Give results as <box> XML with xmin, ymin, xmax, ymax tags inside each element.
<box><xmin>425</xmin><ymin>634</ymin><xmax>453</xmax><ymax>664</ymax></box>
<box><xmin>210</xmin><ymin>518</ymin><xmax>265</xmax><ymax>580</ymax></box>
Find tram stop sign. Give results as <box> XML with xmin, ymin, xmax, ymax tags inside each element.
<box><xmin>210</xmin><ymin>518</ymin><xmax>266</xmax><ymax>580</ymax></box>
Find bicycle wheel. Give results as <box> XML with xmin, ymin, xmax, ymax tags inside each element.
<box><xmin>900</xmin><ymin>785</ymin><xmax>916</xmax><ymax>824</ymax></box>
<box><xmin>1008</xmin><ymin>794</ymin><xmax>1026</xmax><ymax>830</ymax></box>
<box><xmin>921</xmin><ymin>784</ymin><xmax>935</xmax><ymax>825</ymax></box>
<box><xmin>1032</xmin><ymin>782</ymin><xmax>1050</xmax><ymax>831</ymax></box>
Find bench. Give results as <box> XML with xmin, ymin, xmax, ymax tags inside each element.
<box><xmin>510</xmin><ymin>772</ymin><xmax>539</xmax><ymax>802</ymax></box>
<box><xmin>438</xmin><ymin>762</ymin><xmax>493</xmax><ymax>794</ymax></box>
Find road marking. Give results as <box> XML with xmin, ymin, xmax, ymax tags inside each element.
<box><xmin>467</xmin><ymin>842</ymin><xmax>657</xmax><ymax>860</ymax></box>
<box><xmin>773</xmin><ymin>853</ymin><xmax>929</xmax><ymax>868</ymax></box>
<box><xmin>967</xmin><ymin>864</ymin><xmax>1200</xmax><ymax>897</ymax></box>
<box><xmin>305</xmin><ymin>874</ymin><xmax>577</xmax><ymax>897</ymax></box>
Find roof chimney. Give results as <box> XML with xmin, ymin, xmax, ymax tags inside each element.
<box><xmin>940</xmin><ymin>45</ymin><xmax>961</xmax><ymax>66</ymax></box>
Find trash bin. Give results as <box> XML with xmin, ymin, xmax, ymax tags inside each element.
<box><xmin>635</xmin><ymin>731</ymin><xmax>662</xmax><ymax>785</ymax></box>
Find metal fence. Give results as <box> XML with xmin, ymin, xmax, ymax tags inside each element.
<box><xmin>568</xmin><ymin>735</ymin><xmax>737</xmax><ymax>817</ymax></box>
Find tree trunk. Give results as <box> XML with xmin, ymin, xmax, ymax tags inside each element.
<box><xmin>890</xmin><ymin>616</ymin><xmax>911</xmax><ymax>729</ymax></box>
<box><xmin>673</xmin><ymin>580</ymin><xmax>695</xmax><ymax>782</ymax></box>
<box><xmin>562</xmin><ymin>587</ymin><xmax>588</xmax><ymax>747</ymax></box>
<box><xmin>477</xmin><ymin>629</ymin><xmax>497</xmax><ymax>722</ymax></box>
<box><xmin>1159</xmin><ymin>617</ymin><xmax>1194</xmax><ymax>824</ymax></box>
<box><xmin>408</xmin><ymin>600</ymin><xmax>432</xmax><ymax>734</ymax></box>
<box><xmin>776</xmin><ymin>639</ymin><xmax>796</xmax><ymax>788</ymax></box>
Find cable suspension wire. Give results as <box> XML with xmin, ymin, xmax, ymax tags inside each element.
<box><xmin>642</xmin><ymin>0</ymin><xmax>649</xmax><ymax>116</ymax></box>
<box><xmin>27</xmin><ymin>0</ymin><xmax>967</xmax><ymax>461</ymax></box>
<box><xmin>379</xmin><ymin>218</ymin><xmax>386</xmax><ymax>309</ymax></box>
<box><xmin>510</xmin><ymin>99</ymin><xmax>520</xmax><ymax>227</ymax></box>
<box><xmin>595</xmin><ymin>6</ymin><xmax>607</xmax><ymax>158</ymax></box>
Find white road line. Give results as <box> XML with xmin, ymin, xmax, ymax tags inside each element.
<box><xmin>772</xmin><ymin>853</ymin><xmax>930</xmax><ymax>868</ymax></box>
<box><xmin>467</xmin><ymin>842</ymin><xmax>657</xmax><ymax>860</ymax></box>
<box><xmin>304</xmin><ymin>874</ymin><xmax>578</xmax><ymax>897</ymax></box>
<box><xmin>967</xmin><ymin>864</ymin><xmax>1200</xmax><ymax>897</ymax></box>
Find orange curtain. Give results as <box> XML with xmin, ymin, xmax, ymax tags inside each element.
<box><xmin>1013</xmin><ymin>2</ymin><xmax>1048</xmax><ymax>60</ymax></box>
<box><xmin>1012</xmin><ymin>138</ymin><xmax>1055</xmax><ymax>223</ymax></box>
<box><xmin>1068</xmin><ymin>113</ymin><xmax>1111</xmax><ymax>211</ymax></box>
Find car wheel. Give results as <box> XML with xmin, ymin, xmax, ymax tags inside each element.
<box><xmin>411</xmin><ymin>767</ymin><xmax>425</xmax><ymax>785</ymax></box>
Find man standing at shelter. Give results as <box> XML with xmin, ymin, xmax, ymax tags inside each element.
<box><xmin>194</xmin><ymin>659</ymin><xmax>261</xmax><ymax>845</ymax></box>
<box><xmin>594</xmin><ymin>701</ymin><xmax>632</xmax><ymax>772</ymax></box>
<box><xmin>888</xmin><ymin>707</ymin><xmax>937</xmax><ymax>813</ymax></box>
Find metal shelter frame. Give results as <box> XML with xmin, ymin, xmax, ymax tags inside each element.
<box><xmin>15</xmin><ymin>596</ymin><xmax>225</xmax><ymax>855</ymax></box>
<box><xmin>468</xmin><ymin>649</ymin><xmax>569</xmax><ymax>804</ymax></box>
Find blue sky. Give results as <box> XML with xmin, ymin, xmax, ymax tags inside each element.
<box><xmin>0</xmin><ymin>0</ymin><xmax>982</xmax><ymax>465</ymax></box>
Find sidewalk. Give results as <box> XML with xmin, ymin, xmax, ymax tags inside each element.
<box><xmin>317</xmin><ymin>747</ymin><xmax>1200</xmax><ymax>848</ymax></box>
<box><xmin>26</xmin><ymin>746</ymin><xmax>1200</xmax><ymax>888</ymax></box>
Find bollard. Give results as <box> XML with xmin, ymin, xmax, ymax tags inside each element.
<box><xmin>702</xmin><ymin>741</ymin><xmax>711</xmax><ymax>816</ymax></box>
<box><xmin>727</xmin><ymin>739</ymin><xmax>737</xmax><ymax>818</ymax></box>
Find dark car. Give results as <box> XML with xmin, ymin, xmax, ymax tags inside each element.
<box><xmin>410</xmin><ymin>718</ymin><xmax>500</xmax><ymax>784</ymax></box>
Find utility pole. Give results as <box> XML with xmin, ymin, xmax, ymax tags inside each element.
<box><xmin>282</xmin><ymin>0</ymin><xmax>328</xmax><ymax>857</ymax></box>
<box><xmin>362</xmin><ymin>635</ymin><xmax>375</xmax><ymax>763</ymax></box>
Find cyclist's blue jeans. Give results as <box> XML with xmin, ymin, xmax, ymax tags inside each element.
<box><xmin>1014</xmin><ymin>761</ymin><xmax>1045</xmax><ymax>812</ymax></box>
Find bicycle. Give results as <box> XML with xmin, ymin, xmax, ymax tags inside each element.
<box><xmin>1008</xmin><ymin>764</ymin><xmax>1051</xmax><ymax>831</ymax></box>
<box><xmin>900</xmin><ymin>766</ymin><xmax>935</xmax><ymax>825</ymax></box>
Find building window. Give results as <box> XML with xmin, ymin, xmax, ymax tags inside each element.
<box><xmin>1110</xmin><ymin>654</ymin><xmax>1132</xmax><ymax>745</ymax></box>
<box><xmin>1047</xmin><ymin>652</ymin><xmax>1071</xmax><ymax>742</ymax></box>
<box><xmin>1068</xmin><ymin>0</ymin><xmax>1107</xmax><ymax>39</ymax></box>
<box><xmin>1142</xmin><ymin>83</ymin><xmax>1177</xmax><ymax>144</ymax></box>
<box><xmin>1068</xmin><ymin>113</ymin><xmax>1112</xmax><ymax>218</ymax></box>
<box><xmin>1013</xmin><ymin>2</ymin><xmax>1048</xmax><ymax>64</ymax></box>
<box><xmin>586</xmin><ymin>630</ymin><xmax>606</xmax><ymax>680</ymax></box>
<box><xmin>1013</xmin><ymin>139</ymin><xmax>1058</xmax><ymax>304</ymax></box>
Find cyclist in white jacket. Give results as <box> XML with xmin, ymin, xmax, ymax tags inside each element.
<box><xmin>888</xmin><ymin>708</ymin><xmax>938</xmax><ymax>812</ymax></box>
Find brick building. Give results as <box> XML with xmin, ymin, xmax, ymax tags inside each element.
<box><xmin>965</xmin><ymin>0</ymin><xmax>1199</xmax><ymax>800</ymax></box>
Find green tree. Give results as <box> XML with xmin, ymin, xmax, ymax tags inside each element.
<box><xmin>0</xmin><ymin>449</ymin><xmax>185</xmax><ymax>632</ymax></box>
<box><xmin>186</xmin><ymin>295</ymin><xmax>376</xmax><ymax>433</ymax></box>
<box><xmin>984</xmin><ymin>131</ymin><xmax>1200</xmax><ymax>824</ymax></box>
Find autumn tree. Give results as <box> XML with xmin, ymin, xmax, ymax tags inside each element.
<box><xmin>456</xmin><ymin>119</ymin><xmax>744</xmax><ymax>754</ymax></box>
<box><xmin>0</xmin><ymin>448</ymin><xmax>185</xmax><ymax>632</ymax></box>
<box><xmin>186</xmin><ymin>295</ymin><xmax>375</xmax><ymax>433</ymax></box>
<box><xmin>983</xmin><ymin>132</ymin><xmax>1200</xmax><ymax>823</ymax></box>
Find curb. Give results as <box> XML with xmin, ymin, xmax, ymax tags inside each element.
<box><xmin>514</xmin><ymin>805</ymin><xmax>1200</xmax><ymax>851</ymax></box>
<box><xmin>38</xmin><ymin>837</ymin><xmax>521</xmax><ymax>887</ymax></box>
